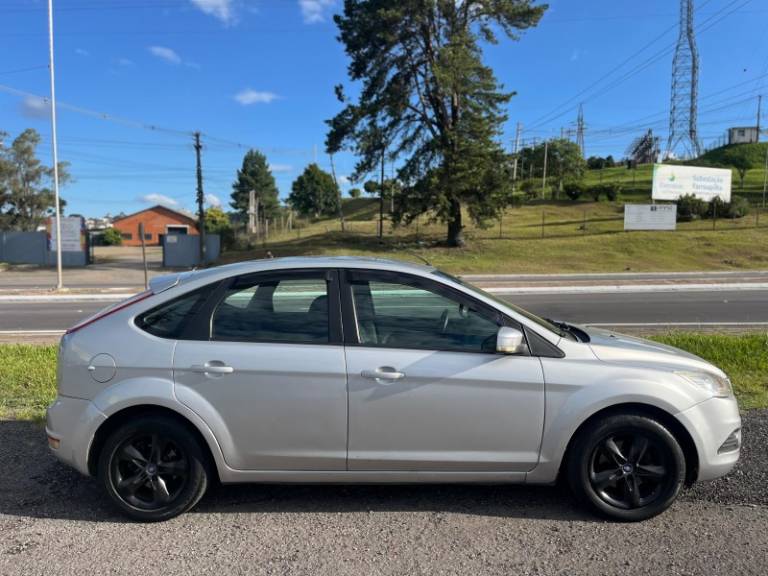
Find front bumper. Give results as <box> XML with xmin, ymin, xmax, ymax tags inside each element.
<box><xmin>677</xmin><ymin>396</ymin><xmax>742</xmax><ymax>482</ymax></box>
<box><xmin>45</xmin><ymin>395</ymin><xmax>106</xmax><ymax>476</ymax></box>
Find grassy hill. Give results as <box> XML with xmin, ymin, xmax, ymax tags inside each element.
<box><xmin>585</xmin><ymin>143</ymin><xmax>768</xmax><ymax>202</ymax></box>
<box><xmin>220</xmin><ymin>146</ymin><xmax>768</xmax><ymax>274</ymax></box>
<box><xmin>223</xmin><ymin>196</ymin><xmax>768</xmax><ymax>274</ymax></box>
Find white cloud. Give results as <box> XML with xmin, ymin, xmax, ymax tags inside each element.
<box><xmin>299</xmin><ymin>0</ymin><xmax>334</xmax><ymax>24</ymax></box>
<box><xmin>117</xmin><ymin>58</ymin><xmax>134</xmax><ymax>67</ymax></box>
<box><xmin>205</xmin><ymin>193</ymin><xmax>222</xmax><ymax>207</ymax></box>
<box><xmin>138</xmin><ymin>193</ymin><xmax>179</xmax><ymax>207</ymax></box>
<box><xmin>75</xmin><ymin>48</ymin><xmax>89</xmax><ymax>57</ymax></box>
<box><xmin>148</xmin><ymin>46</ymin><xmax>182</xmax><ymax>64</ymax></box>
<box><xmin>234</xmin><ymin>89</ymin><xmax>279</xmax><ymax>105</ymax></box>
<box><xmin>268</xmin><ymin>163</ymin><xmax>293</xmax><ymax>173</ymax></box>
<box><xmin>190</xmin><ymin>0</ymin><xmax>236</xmax><ymax>24</ymax></box>
<box><xmin>337</xmin><ymin>174</ymin><xmax>351</xmax><ymax>185</ymax></box>
<box><xmin>570</xmin><ymin>48</ymin><xmax>586</xmax><ymax>62</ymax></box>
<box><xmin>20</xmin><ymin>96</ymin><xmax>49</xmax><ymax>119</ymax></box>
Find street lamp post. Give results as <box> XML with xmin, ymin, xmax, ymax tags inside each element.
<box><xmin>47</xmin><ymin>0</ymin><xmax>63</xmax><ymax>289</ymax></box>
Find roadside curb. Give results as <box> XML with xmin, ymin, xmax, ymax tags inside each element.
<box><xmin>2</xmin><ymin>281</ymin><xmax>768</xmax><ymax>302</ymax></box>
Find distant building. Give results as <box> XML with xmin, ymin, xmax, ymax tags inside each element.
<box><xmin>728</xmin><ymin>126</ymin><xmax>759</xmax><ymax>145</ymax></box>
<box><xmin>112</xmin><ymin>205</ymin><xmax>198</xmax><ymax>246</ymax></box>
<box><xmin>85</xmin><ymin>215</ymin><xmax>114</xmax><ymax>231</ymax></box>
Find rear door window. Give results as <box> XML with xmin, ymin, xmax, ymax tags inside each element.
<box><xmin>212</xmin><ymin>275</ymin><xmax>331</xmax><ymax>344</ymax></box>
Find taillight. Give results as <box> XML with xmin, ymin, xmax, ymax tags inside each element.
<box><xmin>65</xmin><ymin>290</ymin><xmax>154</xmax><ymax>335</ymax></box>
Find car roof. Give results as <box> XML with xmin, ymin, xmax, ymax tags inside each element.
<box><xmin>168</xmin><ymin>256</ymin><xmax>436</xmax><ymax>288</ymax></box>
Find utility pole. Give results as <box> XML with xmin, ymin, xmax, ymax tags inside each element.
<box><xmin>329</xmin><ymin>153</ymin><xmax>345</xmax><ymax>232</ymax></box>
<box><xmin>762</xmin><ymin>144</ymin><xmax>767</xmax><ymax>208</ymax></box>
<box><xmin>757</xmin><ymin>95</ymin><xmax>762</xmax><ymax>142</ymax></box>
<box><xmin>541</xmin><ymin>140</ymin><xmax>549</xmax><ymax>198</ymax></box>
<box><xmin>47</xmin><ymin>0</ymin><xmax>63</xmax><ymax>289</ymax></box>
<box><xmin>512</xmin><ymin>122</ymin><xmax>522</xmax><ymax>186</ymax></box>
<box><xmin>378</xmin><ymin>147</ymin><xmax>385</xmax><ymax>240</ymax></box>
<box><xmin>193</xmin><ymin>132</ymin><xmax>206</xmax><ymax>264</ymax></box>
<box><xmin>248</xmin><ymin>190</ymin><xmax>259</xmax><ymax>235</ymax></box>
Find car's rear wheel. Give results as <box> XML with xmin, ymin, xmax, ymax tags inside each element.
<box><xmin>98</xmin><ymin>416</ymin><xmax>209</xmax><ymax>522</ymax></box>
<box><xmin>566</xmin><ymin>413</ymin><xmax>686</xmax><ymax>521</ymax></box>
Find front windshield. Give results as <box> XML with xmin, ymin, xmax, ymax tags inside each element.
<box><xmin>433</xmin><ymin>270</ymin><xmax>568</xmax><ymax>339</ymax></box>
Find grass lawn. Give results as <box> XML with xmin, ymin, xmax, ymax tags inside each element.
<box><xmin>222</xmin><ymin>197</ymin><xmax>768</xmax><ymax>274</ymax></box>
<box><xmin>2</xmin><ymin>334</ymin><xmax>766</xmax><ymax>420</ymax></box>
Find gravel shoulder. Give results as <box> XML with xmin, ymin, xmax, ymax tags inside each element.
<box><xmin>1</xmin><ymin>411</ymin><xmax>766</xmax><ymax>576</ymax></box>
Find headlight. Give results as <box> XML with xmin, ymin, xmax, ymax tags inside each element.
<box><xmin>676</xmin><ymin>370</ymin><xmax>733</xmax><ymax>398</ymax></box>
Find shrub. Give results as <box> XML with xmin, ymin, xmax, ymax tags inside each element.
<box><xmin>707</xmin><ymin>196</ymin><xmax>750</xmax><ymax>219</ymax></box>
<box><xmin>586</xmin><ymin>184</ymin><xmax>606</xmax><ymax>201</ymax></box>
<box><xmin>102</xmin><ymin>227</ymin><xmax>123</xmax><ymax>246</ymax></box>
<box><xmin>676</xmin><ymin>194</ymin><xmax>708</xmax><ymax>222</ymax></box>
<box><xmin>563</xmin><ymin>182</ymin><xmax>584</xmax><ymax>201</ymax></box>
<box><xmin>604</xmin><ymin>183</ymin><xmax>622</xmax><ymax>201</ymax></box>
<box><xmin>520</xmin><ymin>179</ymin><xmax>538</xmax><ymax>201</ymax></box>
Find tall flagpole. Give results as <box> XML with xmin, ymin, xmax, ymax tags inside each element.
<box><xmin>48</xmin><ymin>0</ymin><xmax>63</xmax><ymax>289</ymax></box>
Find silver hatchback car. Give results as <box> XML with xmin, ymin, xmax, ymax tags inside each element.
<box><xmin>46</xmin><ymin>257</ymin><xmax>741</xmax><ymax>522</ymax></box>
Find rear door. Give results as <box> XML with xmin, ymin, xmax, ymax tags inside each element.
<box><xmin>172</xmin><ymin>269</ymin><xmax>348</xmax><ymax>471</ymax></box>
<box><xmin>341</xmin><ymin>269</ymin><xmax>545</xmax><ymax>472</ymax></box>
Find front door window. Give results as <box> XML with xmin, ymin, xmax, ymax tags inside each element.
<box><xmin>350</xmin><ymin>277</ymin><xmax>501</xmax><ymax>352</ymax></box>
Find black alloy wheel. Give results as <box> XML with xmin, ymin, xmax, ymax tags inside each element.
<box><xmin>588</xmin><ymin>432</ymin><xmax>669</xmax><ymax>510</ymax></box>
<box><xmin>567</xmin><ymin>413</ymin><xmax>686</xmax><ymax>521</ymax></box>
<box><xmin>111</xmin><ymin>432</ymin><xmax>190</xmax><ymax>510</ymax></box>
<box><xmin>98</xmin><ymin>416</ymin><xmax>209</xmax><ymax>522</ymax></box>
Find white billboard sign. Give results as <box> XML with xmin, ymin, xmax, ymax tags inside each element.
<box><xmin>624</xmin><ymin>204</ymin><xmax>677</xmax><ymax>231</ymax></box>
<box><xmin>652</xmin><ymin>164</ymin><xmax>731</xmax><ymax>202</ymax></box>
<box><xmin>49</xmin><ymin>217</ymin><xmax>84</xmax><ymax>252</ymax></box>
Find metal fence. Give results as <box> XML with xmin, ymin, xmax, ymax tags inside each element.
<box><xmin>0</xmin><ymin>231</ymin><xmax>90</xmax><ymax>266</ymax></box>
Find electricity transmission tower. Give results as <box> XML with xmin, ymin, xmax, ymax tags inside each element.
<box><xmin>666</xmin><ymin>0</ymin><xmax>701</xmax><ymax>159</ymax></box>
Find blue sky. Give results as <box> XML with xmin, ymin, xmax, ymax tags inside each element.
<box><xmin>1</xmin><ymin>0</ymin><xmax>766</xmax><ymax>218</ymax></box>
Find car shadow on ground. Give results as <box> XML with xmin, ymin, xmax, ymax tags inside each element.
<box><xmin>6</xmin><ymin>413</ymin><xmax>763</xmax><ymax>524</ymax></box>
<box><xmin>1</xmin><ymin>420</ymin><xmax>598</xmax><ymax>524</ymax></box>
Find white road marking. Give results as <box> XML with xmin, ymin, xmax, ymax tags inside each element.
<box><xmin>587</xmin><ymin>322</ymin><xmax>768</xmax><ymax>327</ymax></box>
<box><xmin>484</xmin><ymin>283</ymin><xmax>768</xmax><ymax>295</ymax></box>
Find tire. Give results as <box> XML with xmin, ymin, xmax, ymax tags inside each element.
<box><xmin>566</xmin><ymin>413</ymin><xmax>686</xmax><ymax>521</ymax></box>
<box><xmin>97</xmin><ymin>415</ymin><xmax>209</xmax><ymax>522</ymax></box>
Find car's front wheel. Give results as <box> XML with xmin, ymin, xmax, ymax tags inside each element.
<box><xmin>566</xmin><ymin>413</ymin><xmax>686</xmax><ymax>521</ymax></box>
<box><xmin>98</xmin><ymin>415</ymin><xmax>209</xmax><ymax>522</ymax></box>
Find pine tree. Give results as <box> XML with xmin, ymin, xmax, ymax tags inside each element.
<box><xmin>230</xmin><ymin>150</ymin><xmax>280</xmax><ymax>219</ymax></box>
<box><xmin>326</xmin><ymin>0</ymin><xmax>546</xmax><ymax>246</ymax></box>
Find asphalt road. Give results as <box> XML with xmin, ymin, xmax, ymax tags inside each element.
<box><xmin>1</xmin><ymin>412</ymin><xmax>766</xmax><ymax>576</ymax></box>
<box><xmin>0</xmin><ymin>290</ymin><xmax>765</xmax><ymax>332</ymax></box>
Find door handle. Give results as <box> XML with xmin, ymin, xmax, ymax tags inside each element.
<box><xmin>361</xmin><ymin>368</ymin><xmax>405</xmax><ymax>382</ymax></box>
<box><xmin>190</xmin><ymin>362</ymin><xmax>234</xmax><ymax>375</ymax></box>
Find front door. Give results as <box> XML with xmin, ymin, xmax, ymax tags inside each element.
<box><xmin>342</xmin><ymin>270</ymin><xmax>545</xmax><ymax>472</ymax></box>
<box><xmin>173</xmin><ymin>270</ymin><xmax>347</xmax><ymax>471</ymax></box>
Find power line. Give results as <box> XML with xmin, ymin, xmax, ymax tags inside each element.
<box><xmin>526</xmin><ymin>0</ymin><xmax>752</xmax><ymax>132</ymax></box>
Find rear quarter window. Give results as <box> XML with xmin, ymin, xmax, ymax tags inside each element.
<box><xmin>135</xmin><ymin>284</ymin><xmax>215</xmax><ymax>339</ymax></box>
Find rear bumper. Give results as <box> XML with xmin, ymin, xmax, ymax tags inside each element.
<box><xmin>677</xmin><ymin>396</ymin><xmax>742</xmax><ymax>482</ymax></box>
<box><xmin>45</xmin><ymin>395</ymin><xmax>106</xmax><ymax>476</ymax></box>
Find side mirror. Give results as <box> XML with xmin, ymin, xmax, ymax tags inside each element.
<box><xmin>496</xmin><ymin>326</ymin><xmax>524</xmax><ymax>354</ymax></box>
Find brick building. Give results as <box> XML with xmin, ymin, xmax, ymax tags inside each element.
<box><xmin>112</xmin><ymin>205</ymin><xmax>198</xmax><ymax>246</ymax></box>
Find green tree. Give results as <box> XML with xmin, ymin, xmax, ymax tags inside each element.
<box><xmin>0</xmin><ymin>128</ymin><xmax>70</xmax><ymax>231</ymax></box>
<box><xmin>348</xmin><ymin>187</ymin><xmax>362</xmax><ymax>198</ymax></box>
<box><xmin>102</xmin><ymin>227</ymin><xmax>123</xmax><ymax>246</ymax></box>
<box><xmin>204</xmin><ymin>205</ymin><xmax>232</xmax><ymax>234</ymax></box>
<box><xmin>326</xmin><ymin>0</ymin><xmax>546</xmax><ymax>246</ymax></box>
<box><xmin>518</xmin><ymin>139</ymin><xmax>585</xmax><ymax>197</ymax></box>
<box><xmin>230</xmin><ymin>150</ymin><xmax>280</xmax><ymax>219</ymax></box>
<box><xmin>721</xmin><ymin>145</ymin><xmax>765</xmax><ymax>190</ymax></box>
<box><xmin>288</xmin><ymin>163</ymin><xmax>340</xmax><ymax>218</ymax></box>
